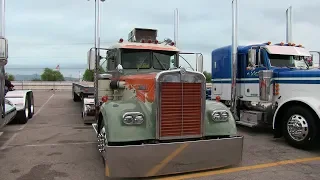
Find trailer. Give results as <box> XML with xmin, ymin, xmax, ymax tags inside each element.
<box><xmin>210</xmin><ymin>4</ymin><xmax>319</xmax><ymax>149</ymax></box>
<box><xmin>71</xmin><ymin>82</ymin><xmax>95</xmax><ymax>123</ymax></box>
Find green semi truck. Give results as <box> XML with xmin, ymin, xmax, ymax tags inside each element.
<box><xmin>80</xmin><ymin>27</ymin><xmax>244</xmax><ymax>178</ymax></box>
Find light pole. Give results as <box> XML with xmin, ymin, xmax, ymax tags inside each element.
<box><xmin>89</xmin><ymin>0</ymin><xmax>105</xmax><ymax>120</ymax></box>
<box><xmin>0</xmin><ymin>0</ymin><xmax>7</xmax><ymax>120</ymax></box>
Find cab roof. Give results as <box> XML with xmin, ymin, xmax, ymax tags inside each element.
<box><xmin>109</xmin><ymin>42</ymin><xmax>180</xmax><ymax>52</ymax></box>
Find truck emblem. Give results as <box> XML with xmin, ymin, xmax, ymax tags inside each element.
<box><xmin>180</xmin><ymin>67</ymin><xmax>186</xmax><ymax>75</ymax></box>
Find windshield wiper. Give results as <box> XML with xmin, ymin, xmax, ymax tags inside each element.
<box><xmin>137</xmin><ymin>55</ymin><xmax>149</xmax><ymax>71</ymax></box>
<box><xmin>153</xmin><ymin>54</ymin><xmax>167</xmax><ymax>70</ymax></box>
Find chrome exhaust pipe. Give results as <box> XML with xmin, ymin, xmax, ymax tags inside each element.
<box><xmin>230</xmin><ymin>0</ymin><xmax>239</xmax><ymax>120</ymax></box>
<box><xmin>286</xmin><ymin>6</ymin><xmax>292</xmax><ymax>43</ymax></box>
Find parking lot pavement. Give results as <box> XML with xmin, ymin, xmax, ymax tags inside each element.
<box><xmin>0</xmin><ymin>91</ymin><xmax>320</xmax><ymax>180</ymax></box>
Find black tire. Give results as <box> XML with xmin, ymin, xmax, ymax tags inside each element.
<box><xmin>73</xmin><ymin>92</ymin><xmax>81</xmax><ymax>102</ymax></box>
<box><xmin>282</xmin><ymin>105</ymin><xmax>319</xmax><ymax>149</ymax></box>
<box><xmin>28</xmin><ymin>92</ymin><xmax>34</xmax><ymax>119</ymax></box>
<box><xmin>16</xmin><ymin>96</ymin><xmax>29</xmax><ymax>124</ymax></box>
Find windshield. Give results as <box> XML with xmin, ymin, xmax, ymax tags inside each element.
<box><xmin>268</xmin><ymin>54</ymin><xmax>309</xmax><ymax>69</ymax></box>
<box><xmin>121</xmin><ymin>49</ymin><xmax>177</xmax><ymax>70</ymax></box>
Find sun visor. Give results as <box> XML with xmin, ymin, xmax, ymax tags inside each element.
<box><xmin>265</xmin><ymin>45</ymin><xmax>311</xmax><ymax>57</ymax></box>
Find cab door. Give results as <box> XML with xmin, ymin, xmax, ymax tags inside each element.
<box><xmin>244</xmin><ymin>49</ymin><xmax>267</xmax><ymax>97</ymax></box>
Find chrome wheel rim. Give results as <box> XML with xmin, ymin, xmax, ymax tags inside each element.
<box><xmin>25</xmin><ymin>101</ymin><xmax>29</xmax><ymax>118</ymax></box>
<box><xmin>30</xmin><ymin>104</ymin><xmax>34</xmax><ymax>114</ymax></box>
<box><xmin>287</xmin><ymin>114</ymin><xmax>309</xmax><ymax>141</ymax></box>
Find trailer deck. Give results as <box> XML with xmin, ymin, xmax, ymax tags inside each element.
<box><xmin>0</xmin><ymin>91</ymin><xmax>320</xmax><ymax>180</ymax></box>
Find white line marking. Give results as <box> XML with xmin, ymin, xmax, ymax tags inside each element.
<box><xmin>1</xmin><ymin>94</ymin><xmax>55</xmax><ymax>150</ymax></box>
<box><xmin>18</xmin><ymin>94</ymin><xmax>55</xmax><ymax>131</ymax></box>
<box><xmin>0</xmin><ymin>132</ymin><xmax>3</xmax><ymax>137</ymax></box>
<box><xmin>0</xmin><ymin>133</ymin><xmax>17</xmax><ymax>150</ymax></box>
<box><xmin>9</xmin><ymin>141</ymin><xmax>97</xmax><ymax>147</ymax></box>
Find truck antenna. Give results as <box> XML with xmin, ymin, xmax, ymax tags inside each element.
<box><xmin>286</xmin><ymin>6</ymin><xmax>292</xmax><ymax>43</ymax></box>
<box><xmin>230</xmin><ymin>0</ymin><xmax>239</xmax><ymax>120</ymax></box>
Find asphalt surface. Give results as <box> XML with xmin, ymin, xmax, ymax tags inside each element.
<box><xmin>0</xmin><ymin>91</ymin><xmax>319</xmax><ymax>180</ymax></box>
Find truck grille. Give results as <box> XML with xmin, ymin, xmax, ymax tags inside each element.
<box><xmin>159</xmin><ymin>82</ymin><xmax>202</xmax><ymax>138</ymax></box>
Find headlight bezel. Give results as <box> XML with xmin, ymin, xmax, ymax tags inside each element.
<box><xmin>122</xmin><ymin>112</ymin><xmax>145</xmax><ymax>125</ymax></box>
<box><xmin>211</xmin><ymin>110</ymin><xmax>229</xmax><ymax>122</ymax></box>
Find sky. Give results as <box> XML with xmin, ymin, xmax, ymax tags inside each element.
<box><xmin>3</xmin><ymin>0</ymin><xmax>320</xmax><ymax>73</ymax></box>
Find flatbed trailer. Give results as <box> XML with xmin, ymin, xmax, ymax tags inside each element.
<box><xmin>72</xmin><ymin>82</ymin><xmax>95</xmax><ymax>124</ymax></box>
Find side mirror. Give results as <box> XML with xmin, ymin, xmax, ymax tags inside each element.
<box><xmin>87</xmin><ymin>48</ymin><xmax>96</xmax><ymax>70</ymax></box>
<box><xmin>116</xmin><ymin>64</ymin><xmax>123</xmax><ymax>74</ymax></box>
<box><xmin>248</xmin><ymin>49</ymin><xmax>257</xmax><ymax>67</ymax></box>
<box><xmin>0</xmin><ymin>37</ymin><xmax>8</xmax><ymax>66</ymax></box>
<box><xmin>196</xmin><ymin>54</ymin><xmax>203</xmax><ymax>72</ymax></box>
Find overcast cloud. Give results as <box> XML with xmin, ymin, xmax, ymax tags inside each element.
<box><xmin>3</xmin><ymin>0</ymin><xmax>320</xmax><ymax>72</ymax></box>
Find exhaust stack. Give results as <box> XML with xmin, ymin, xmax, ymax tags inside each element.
<box><xmin>286</xmin><ymin>6</ymin><xmax>292</xmax><ymax>43</ymax></box>
<box><xmin>230</xmin><ymin>0</ymin><xmax>238</xmax><ymax>120</ymax></box>
<box><xmin>174</xmin><ymin>8</ymin><xmax>179</xmax><ymax>47</ymax></box>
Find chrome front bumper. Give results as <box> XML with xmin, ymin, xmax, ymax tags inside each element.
<box><xmin>102</xmin><ymin>136</ymin><xmax>243</xmax><ymax>178</ymax></box>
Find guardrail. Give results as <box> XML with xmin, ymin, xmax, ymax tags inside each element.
<box><xmin>11</xmin><ymin>81</ymin><xmax>213</xmax><ymax>91</ymax></box>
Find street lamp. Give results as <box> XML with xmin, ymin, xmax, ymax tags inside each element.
<box><xmin>88</xmin><ymin>0</ymin><xmax>105</xmax><ymax>120</ymax></box>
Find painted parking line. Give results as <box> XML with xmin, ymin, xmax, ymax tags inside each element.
<box><xmin>0</xmin><ymin>94</ymin><xmax>54</xmax><ymax>151</ymax></box>
<box><xmin>0</xmin><ymin>132</ymin><xmax>3</xmax><ymax>137</ymax></box>
<box><xmin>155</xmin><ymin>156</ymin><xmax>320</xmax><ymax>180</ymax></box>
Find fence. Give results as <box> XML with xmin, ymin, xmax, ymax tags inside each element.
<box><xmin>12</xmin><ymin>81</ymin><xmax>75</xmax><ymax>91</ymax></box>
<box><xmin>11</xmin><ymin>81</ymin><xmax>212</xmax><ymax>91</ymax></box>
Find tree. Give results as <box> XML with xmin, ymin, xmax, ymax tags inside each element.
<box><xmin>203</xmin><ymin>71</ymin><xmax>212</xmax><ymax>83</ymax></box>
<box><xmin>82</xmin><ymin>69</ymin><xmax>94</xmax><ymax>82</ymax></box>
<box><xmin>41</xmin><ymin>68</ymin><xmax>64</xmax><ymax>81</ymax></box>
<box><xmin>82</xmin><ymin>66</ymin><xmax>105</xmax><ymax>82</ymax></box>
<box><xmin>6</xmin><ymin>73</ymin><xmax>15</xmax><ymax>81</ymax></box>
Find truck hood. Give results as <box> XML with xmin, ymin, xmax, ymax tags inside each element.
<box><xmin>272</xmin><ymin>68</ymin><xmax>320</xmax><ymax>83</ymax></box>
<box><xmin>273</xmin><ymin>68</ymin><xmax>320</xmax><ymax>78</ymax></box>
<box><xmin>119</xmin><ymin>72</ymin><xmax>158</xmax><ymax>103</ymax></box>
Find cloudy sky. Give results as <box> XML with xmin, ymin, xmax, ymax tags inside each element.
<box><xmin>3</xmin><ymin>0</ymin><xmax>320</xmax><ymax>72</ymax></box>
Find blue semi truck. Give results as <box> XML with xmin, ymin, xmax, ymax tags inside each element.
<box><xmin>209</xmin><ymin>2</ymin><xmax>319</xmax><ymax>149</ymax></box>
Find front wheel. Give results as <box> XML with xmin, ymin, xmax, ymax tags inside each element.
<box><xmin>282</xmin><ymin>106</ymin><xmax>319</xmax><ymax>149</ymax></box>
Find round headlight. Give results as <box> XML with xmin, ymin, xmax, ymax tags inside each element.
<box><xmin>212</xmin><ymin>112</ymin><xmax>221</xmax><ymax>121</ymax></box>
<box><xmin>123</xmin><ymin>115</ymin><xmax>134</xmax><ymax>125</ymax></box>
<box><xmin>221</xmin><ymin>111</ymin><xmax>229</xmax><ymax>119</ymax></box>
<box><xmin>134</xmin><ymin>115</ymin><xmax>144</xmax><ymax>124</ymax></box>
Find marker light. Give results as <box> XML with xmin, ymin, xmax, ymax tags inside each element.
<box><xmin>170</xmin><ymin>42</ymin><xmax>175</xmax><ymax>46</ymax></box>
<box><xmin>216</xmin><ymin>96</ymin><xmax>221</xmax><ymax>102</ymax></box>
<box><xmin>141</xmin><ymin>39</ymin><xmax>145</xmax><ymax>43</ymax></box>
<box><xmin>148</xmin><ymin>39</ymin><xmax>152</xmax><ymax>43</ymax></box>
<box><xmin>274</xmin><ymin>83</ymin><xmax>280</xmax><ymax>95</ymax></box>
<box><xmin>292</xmin><ymin>43</ymin><xmax>296</xmax><ymax>46</ymax></box>
<box><xmin>119</xmin><ymin>38</ymin><xmax>123</xmax><ymax>43</ymax></box>
<box><xmin>155</xmin><ymin>40</ymin><xmax>159</xmax><ymax>44</ymax></box>
<box><xmin>102</xmin><ymin>96</ymin><xmax>108</xmax><ymax>102</ymax></box>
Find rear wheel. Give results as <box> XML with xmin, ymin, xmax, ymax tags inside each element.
<box><xmin>282</xmin><ymin>105</ymin><xmax>319</xmax><ymax>149</ymax></box>
<box><xmin>16</xmin><ymin>96</ymin><xmax>29</xmax><ymax>124</ymax></box>
<box><xmin>28</xmin><ymin>93</ymin><xmax>34</xmax><ymax>119</ymax></box>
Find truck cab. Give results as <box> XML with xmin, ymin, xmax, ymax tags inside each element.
<box><xmin>211</xmin><ymin>42</ymin><xmax>320</xmax><ymax>149</ymax></box>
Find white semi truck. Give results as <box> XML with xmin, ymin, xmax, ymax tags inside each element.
<box><xmin>0</xmin><ymin>0</ymin><xmax>35</xmax><ymax>129</ymax></box>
